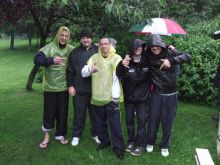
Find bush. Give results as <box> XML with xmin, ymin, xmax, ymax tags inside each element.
<box><xmin>173</xmin><ymin>16</ymin><xmax>220</xmax><ymax>104</ymax></box>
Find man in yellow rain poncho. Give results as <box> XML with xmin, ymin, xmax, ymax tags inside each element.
<box><xmin>81</xmin><ymin>37</ymin><xmax>125</xmax><ymax>159</ymax></box>
<box><xmin>34</xmin><ymin>26</ymin><xmax>73</xmax><ymax>149</ymax></box>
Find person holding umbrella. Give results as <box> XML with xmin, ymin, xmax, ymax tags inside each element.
<box><xmin>116</xmin><ymin>39</ymin><xmax>150</xmax><ymax>156</ymax></box>
<box><xmin>145</xmin><ymin>34</ymin><xmax>190</xmax><ymax>157</ymax></box>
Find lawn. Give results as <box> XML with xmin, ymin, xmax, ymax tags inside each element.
<box><xmin>0</xmin><ymin>39</ymin><xmax>219</xmax><ymax>165</ymax></box>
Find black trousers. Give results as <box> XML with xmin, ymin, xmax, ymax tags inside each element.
<box><xmin>43</xmin><ymin>91</ymin><xmax>69</xmax><ymax>136</ymax></box>
<box><xmin>147</xmin><ymin>92</ymin><xmax>177</xmax><ymax>149</ymax></box>
<box><xmin>125</xmin><ymin>101</ymin><xmax>149</xmax><ymax>147</ymax></box>
<box><xmin>92</xmin><ymin>101</ymin><xmax>125</xmax><ymax>150</ymax></box>
<box><xmin>72</xmin><ymin>94</ymin><xmax>97</xmax><ymax>137</ymax></box>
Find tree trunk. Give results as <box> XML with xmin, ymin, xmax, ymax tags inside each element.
<box><xmin>24</xmin><ymin>0</ymin><xmax>51</xmax><ymax>91</ymax></box>
<box><xmin>10</xmin><ymin>30</ymin><xmax>15</xmax><ymax>50</ymax></box>
<box><xmin>27</xmin><ymin>33</ymin><xmax>32</xmax><ymax>51</ymax></box>
<box><xmin>39</xmin><ymin>34</ymin><xmax>47</xmax><ymax>48</ymax></box>
<box><xmin>36</xmin><ymin>35</ymin><xmax>39</xmax><ymax>49</ymax></box>
<box><xmin>25</xmin><ymin>34</ymin><xmax>46</xmax><ymax>91</ymax></box>
<box><xmin>25</xmin><ymin>65</ymin><xmax>40</xmax><ymax>91</ymax></box>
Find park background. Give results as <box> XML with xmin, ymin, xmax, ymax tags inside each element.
<box><xmin>0</xmin><ymin>0</ymin><xmax>220</xmax><ymax>164</ymax></box>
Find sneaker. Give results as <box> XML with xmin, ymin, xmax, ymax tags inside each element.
<box><xmin>125</xmin><ymin>142</ymin><xmax>135</xmax><ymax>152</ymax></box>
<box><xmin>130</xmin><ymin>147</ymin><xmax>145</xmax><ymax>156</ymax></box>
<box><xmin>92</xmin><ymin>136</ymin><xmax>101</xmax><ymax>144</ymax></box>
<box><xmin>146</xmin><ymin>145</ymin><xmax>154</xmax><ymax>152</ymax></box>
<box><xmin>71</xmin><ymin>137</ymin><xmax>79</xmax><ymax>146</ymax></box>
<box><xmin>161</xmin><ymin>148</ymin><xmax>169</xmax><ymax>157</ymax></box>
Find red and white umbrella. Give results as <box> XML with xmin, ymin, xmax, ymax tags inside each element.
<box><xmin>129</xmin><ymin>18</ymin><xmax>187</xmax><ymax>36</ymax></box>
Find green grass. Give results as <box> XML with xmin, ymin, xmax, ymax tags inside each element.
<box><xmin>0</xmin><ymin>39</ymin><xmax>220</xmax><ymax>165</ymax></box>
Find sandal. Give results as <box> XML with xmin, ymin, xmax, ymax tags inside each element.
<box><xmin>39</xmin><ymin>140</ymin><xmax>50</xmax><ymax>149</ymax></box>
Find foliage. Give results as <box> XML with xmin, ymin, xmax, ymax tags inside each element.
<box><xmin>153</xmin><ymin>0</ymin><xmax>220</xmax><ymax>25</ymax></box>
<box><xmin>171</xmin><ymin>17</ymin><xmax>220</xmax><ymax>104</ymax></box>
<box><xmin>0</xmin><ymin>0</ymin><xmax>27</xmax><ymax>25</ymax></box>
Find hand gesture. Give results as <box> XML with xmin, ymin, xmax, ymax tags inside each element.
<box><xmin>160</xmin><ymin>59</ymin><xmax>171</xmax><ymax>70</ymax></box>
<box><xmin>122</xmin><ymin>54</ymin><xmax>131</xmax><ymax>68</ymax></box>
<box><xmin>90</xmin><ymin>63</ymin><xmax>98</xmax><ymax>73</ymax></box>
<box><xmin>54</xmin><ymin>56</ymin><xmax>66</xmax><ymax>65</ymax></box>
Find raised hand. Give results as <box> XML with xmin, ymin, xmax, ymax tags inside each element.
<box><xmin>122</xmin><ymin>54</ymin><xmax>131</xmax><ymax>68</ymax></box>
<box><xmin>160</xmin><ymin>59</ymin><xmax>171</xmax><ymax>70</ymax></box>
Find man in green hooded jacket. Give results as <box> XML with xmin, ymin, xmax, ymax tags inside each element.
<box><xmin>34</xmin><ymin>26</ymin><xmax>73</xmax><ymax>149</ymax></box>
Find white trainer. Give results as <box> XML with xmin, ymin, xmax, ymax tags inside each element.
<box><xmin>161</xmin><ymin>149</ymin><xmax>169</xmax><ymax>157</ymax></box>
<box><xmin>146</xmin><ymin>145</ymin><xmax>154</xmax><ymax>152</ymax></box>
<box><xmin>92</xmin><ymin>136</ymin><xmax>101</xmax><ymax>144</ymax></box>
<box><xmin>71</xmin><ymin>137</ymin><xmax>79</xmax><ymax>146</ymax></box>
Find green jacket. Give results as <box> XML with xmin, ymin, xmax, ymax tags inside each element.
<box><xmin>40</xmin><ymin>42</ymin><xmax>73</xmax><ymax>92</ymax></box>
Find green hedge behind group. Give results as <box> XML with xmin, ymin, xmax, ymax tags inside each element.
<box><xmin>174</xmin><ymin>16</ymin><xmax>220</xmax><ymax>104</ymax></box>
<box><xmin>114</xmin><ymin>16</ymin><xmax>220</xmax><ymax>105</ymax></box>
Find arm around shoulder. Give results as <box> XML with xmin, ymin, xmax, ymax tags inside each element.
<box><xmin>168</xmin><ymin>50</ymin><xmax>191</xmax><ymax>65</ymax></box>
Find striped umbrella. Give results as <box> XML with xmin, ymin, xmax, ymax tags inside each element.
<box><xmin>129</xmin><ymin>18</ymin><xmax>187</xmax><ymax>36</ymax></box>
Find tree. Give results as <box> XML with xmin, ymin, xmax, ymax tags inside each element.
<box><xmin>0</xmin><ymin>1</ymin><xmax>27</xmax><ymax>49</ymax></box>
<box><xmin>15</xmin><ymin>16</ymin><xmax>38</xmax><ymax>51</ymax></box>
<box><xmin>24</xmin><ymin>0</ymin><xmax>79</xmax><ymax>90</ymax></box>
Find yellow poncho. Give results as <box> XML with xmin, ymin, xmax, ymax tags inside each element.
<box><xmin>87</xmin><ymin>47</ymin><xmax>122</xmax><ymax>105</ymax></box>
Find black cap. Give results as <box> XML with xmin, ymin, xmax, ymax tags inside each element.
<box><xmin>79</xmin><ymin>27</ymin><xmax>93</xmax><ymax>39</ymax></box>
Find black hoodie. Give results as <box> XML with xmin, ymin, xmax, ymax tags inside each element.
<box><xmin>116</xmin><ymin>39</ymin><xmax>150</xmax><ymax>103</ymax></box>
<box><xmin>147</xmin><ymin>34</ymin><xmax>191</xmax><ymax>94</ymax></box>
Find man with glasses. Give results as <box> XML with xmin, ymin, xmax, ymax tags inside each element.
<box><xmin>81</xmin><ymin>37</ymin><xmax>125</xmax><ymax>159</ymax></box>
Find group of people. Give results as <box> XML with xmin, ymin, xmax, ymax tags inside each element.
<box><xmin>35</xmin><ymin>26</ymin><xmax>191</xmax><ymax>160</ymax></box>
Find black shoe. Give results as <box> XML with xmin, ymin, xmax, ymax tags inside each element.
<box><xmin>96</xmin><ymin>143</ymin><xmax>111</xmax><ymax>151</ymax></box>
<box><xmin>113</xmin><ymin>148</ymin><xmax>124</xmax><ymax>160</ymax></box>
<box><xmin>125</xmin><ymin>142</ymin><xmax>135</xmax><ymax>152</ymax></box>
<box><xmin>130</xmin><ymin>146</ymin><xmax>145</xmax><ymax>156</ymax></box>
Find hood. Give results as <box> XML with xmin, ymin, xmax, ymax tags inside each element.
<box><xmin>147</xmin><ymin>34</ymin><xmax>166</xmax><ymax>49</ymax></box>
<box><xmin>54</xmin><ymin>26</ymin><xmax>70</xmax><ymax>49</ymax></box>
<box><xmin>98</xmin><ymin>45</ymin><xmax>116</xmax><ymax>59</ymax></box>
<box><xmin>128</xmin><ymin>38</ymin><xmax>146</xmax><ymax>55</ymax></box>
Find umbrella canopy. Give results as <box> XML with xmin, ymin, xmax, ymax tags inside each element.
<box><xmin>129</xmin><ymin>18</ymin><xmax>187</xmax><ymax>36</ymax></box>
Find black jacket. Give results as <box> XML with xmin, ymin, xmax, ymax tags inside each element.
<box><xmin>66</xmin><ymin>43</ymin><xmax>98</xmax><ymax>94</ymax></box>
<box><xmin>147</xmin><ymin>34</ymin><xmax>191</xmax><ymax>94</ymax></box>
<box><xmin>116</xmin><ymin>39</ymin><xmax>150</xmax><ymax>103</ymax></box>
